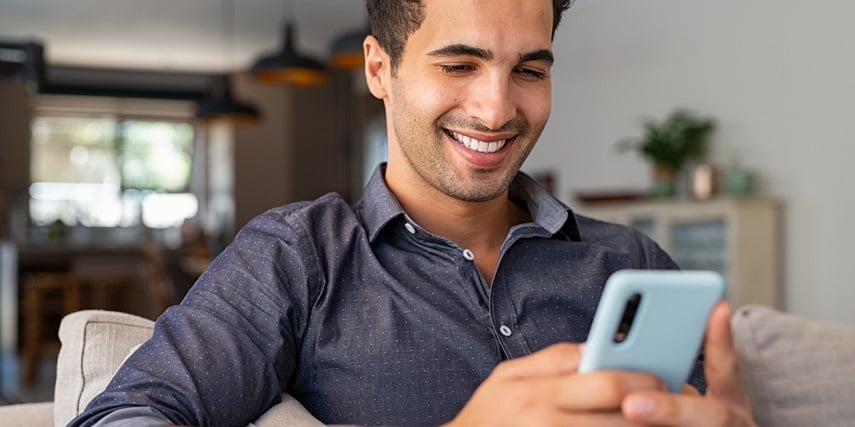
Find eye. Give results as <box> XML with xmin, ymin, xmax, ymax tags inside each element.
<box><xmin>439</xmin><ymin>64</ymin><xmax>477</xmax><ymax>74</ymax></box>
<box><xmin>514</xmin><ymin>67</ymin><xmax>548</xmax><ymax>81</ymax></box>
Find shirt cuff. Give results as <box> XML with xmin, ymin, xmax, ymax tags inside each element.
<box><xmin>87</xmin><ymin>406</ymin><xmax>175</xmax><ymax>427</ymax></box>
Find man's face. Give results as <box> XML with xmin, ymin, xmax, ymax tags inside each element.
<box><xmin>380</xmin><ymin>0</ymin><xmax>554</xmax><ymax>202</ymax></box>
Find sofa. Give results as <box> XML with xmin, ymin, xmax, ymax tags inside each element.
<box><xmin>0</xmin><ymin>310</ymin><xmax>323</xmax><ymax>427</ymax></box>
<box><xmin>0</xmin><ymin>305</ymin><xmax>853</xmax><ymax>427</ymax></box>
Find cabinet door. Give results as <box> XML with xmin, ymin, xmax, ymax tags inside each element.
<box><xmin>669</xmin><ymin>219</ymin><xmax>728</xmax><ymax>277</ymax></box>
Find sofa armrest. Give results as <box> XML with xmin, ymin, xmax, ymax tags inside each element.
<box><xmin>0</xmin><ymin>401</ymin><xmax>54</xmax><ymax>427</ymax></box>
<box><xmin>55</xmin><ymin>310</ymin><xmax>325</xmax><ymax>426</ymax></box>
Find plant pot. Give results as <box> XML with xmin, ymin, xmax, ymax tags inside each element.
<box><xmin>725</xmin><ymin>168</ymin><xmax>754</xmax><ymax>197</ymax></box>
<box><xmin>652</xmin><ymin>163</ymin><xmax>677</xmax><ymax>198</ymax></box>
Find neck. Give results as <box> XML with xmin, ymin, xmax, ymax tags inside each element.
<box><xmin>386</xmin><ymin>170</ymin><xmax>531</xmax><ymax>284</ymax></box>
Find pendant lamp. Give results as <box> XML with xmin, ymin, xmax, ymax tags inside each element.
<box><xmin>195</xmin><ymin>0</ymin><xmax>260</xmax><ymax>124</ymax></box>
<box><xmin>329</xmin><ymin>23</ymin><xmax>370</xmax><ymax>70</ymax></box>
<box><xmin>249</xmin><ymin>0</ymin><xmax>328</xmax><ymax>86</ymax></box>
<box><xmin>196</xmin><ymin>74</ymin><xmax>260</xmax><ymax>124</ymax></box>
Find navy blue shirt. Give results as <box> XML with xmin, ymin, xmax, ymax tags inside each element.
<box><xmin>72</xmin><ymin>166</ymin><xmax>703</xmax><ymax>427</ymax></box>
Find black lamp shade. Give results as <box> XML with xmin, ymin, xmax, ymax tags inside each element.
<box><xmin>249</xmin><ymin>23</ymin><xmax>328</xmax><ymax>86</ymax></box>
<box><xmin>196</xmin><ymin>74</ymin><xmax>260</xmax><ymax>124</ymax></box>
<box><xmin>329</xmin><ymin>26</ymin><xmax>368</xmax><ymax>70</ymax></box>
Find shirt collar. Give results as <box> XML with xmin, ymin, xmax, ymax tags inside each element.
<box><xmin>509</xmin><ymin>172</ymin><xmax>581</xmax><ymax>241</ymax></box>
<box><xmin>356</xmin><ymin>164</ymin><xmax>581</xmax><ymax>243</ymax></box>
<box><xmin>357</xmin><ymin>164</ymin><xmax>407</xmax><ymax>243</ymax></box>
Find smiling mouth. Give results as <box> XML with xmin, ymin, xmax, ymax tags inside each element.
<box><xmin>446</xmin><ymin>130</ymin><xmax>510</xmax><ymax>154</ymax></box>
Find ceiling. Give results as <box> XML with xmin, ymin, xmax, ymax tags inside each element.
<box><xmin>0</xmin><ymin>0</ymin><xmax>368</xmax><ymax>73</ymax></box>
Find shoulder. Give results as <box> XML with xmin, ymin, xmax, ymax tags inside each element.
<box><xmin>239</xmin><ymin>193</ymin><xmax>359</xmax><ymax>242</ymax></box>
<box><xmin>230</xmin><ymin>192</ymin><xmax>370</xmax><ymax>265</ymax></box>
<box><xmin>574</xmin><ymin>213</ymin><xmax>643</xmax><ymax>241</ymax></box>
<box><xmin>573</xmin><ymin>213</ymin><xmax>677</xmax><ymax>270</ymax></box>
<box><xmin>222</xmin><ymin>192</ymin><xmax>365</xmax><ymax>280</ymax></box>
<box><xmin>204</xmin><ymin>192</ymin><xmax>363</xmax><ymax>313</ymax></box>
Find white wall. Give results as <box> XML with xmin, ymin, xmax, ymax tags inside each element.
<box><xmin>525</xmin><ymin>0</ymin><xmax>855</xmax><ymax>323</ymax></box>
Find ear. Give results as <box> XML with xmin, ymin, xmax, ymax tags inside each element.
<box><xmin>363</xmin><ymin>35</ymin><xmax>390</xmax><ymax>99</ymax></box>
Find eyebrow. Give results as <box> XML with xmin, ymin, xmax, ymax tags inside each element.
<box><xmin>428</xmin><ymin>44</ymin><xmax>493</xmax><ymax>61</ymax></box>
<box><xmin>427</xmin><ymin>44</ymin><xmax>555</xmax><ymax>66</ymax></box>
<box><xmin>520</xmin><ymin>49</ymin><xmax>555</xmax><ymax>66</ymax></box>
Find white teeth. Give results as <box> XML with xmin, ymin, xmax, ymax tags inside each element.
<box><xmin>449</xmin><ymin>131</ymin><xmax>507</xmax><ymax>153</ymax></box>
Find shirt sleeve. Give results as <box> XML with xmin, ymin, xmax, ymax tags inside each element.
<box><xmin>69</xmin><ymin>209</ymin><xmax>319</xmax><ymax>427</ymax></box>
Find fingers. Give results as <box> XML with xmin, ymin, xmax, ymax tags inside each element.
<box><xmin>492</xmin><ymin>342</ymin><xmax>583</xmax><ymax>379</ymax></box>
<box><xmin>681</xmin><ymin>384</ymin><xmax>701</xmax><ymax>396</ymax></box>
<box><xmin>622</xmin><ymin>391</ymin><xmax>739</xmax><ymax>427</ymax></box>
<box><xmin>493</xmin><ymin>343</ymin><xmax>666</xmax><ymax>410</ymax></box>
<box><xmin>619</xmin><ymin>302</ymin><xmax>757</xmax><ymax>427</ymax></box>
<box><xmin>553</xmin><ymin>370</ymin><xmax>667</xmax><ymax>411</ymax></box>
<box><xmin>449</xmin><ymin>344</ymin><xmax>673</xmax><ymax>427</ymax></box>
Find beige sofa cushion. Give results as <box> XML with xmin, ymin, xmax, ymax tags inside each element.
<box><xmin>54</xmin><ymin>309</ymin><xmax>322</xmax><ymax>427</ymax></box>
<box><xmin>731</xmin><ymin>304</ymin><xmax>855</xmax><ymax>427</ymax></box>
<box><xmin>251</xmin><ymin>395</ymin><xmax>324</xmax><ymax>427</ymax></box>
<box><xmin>0</xmin><ymin>402</ymin><xmax>54</xmax><ymax>427</ymax></box>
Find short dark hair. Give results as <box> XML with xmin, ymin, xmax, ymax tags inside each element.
<box><xmin>366</xmin><ymin>0</ymin><xmax>574</xmax><ymax>72</ymax></box>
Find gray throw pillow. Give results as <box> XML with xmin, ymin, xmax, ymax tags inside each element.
<box><xmin>731</xmin><ymin>305</ymin><xmax>855</xmax><ymax>427</ymax></box>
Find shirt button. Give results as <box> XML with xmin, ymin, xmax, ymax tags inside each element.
<box><xmin>404</xmin><ymin>223</ymin><xmax>416</xmax><ymax>234</ymax></box>
<box><xmin>462</xmin><ymin>249</ymin><xmax>475</xmax><ymax>261</ymax></box>
<box><xmin>499</xmin><ymin>325</ymin><xmax>513</xmax><ymax>337</ymax></box>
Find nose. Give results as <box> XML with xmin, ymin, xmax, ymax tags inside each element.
<box><xmin>466</xmin><ymin>72</ymin><xmax>516</xmax><ymax>131</ymax></box>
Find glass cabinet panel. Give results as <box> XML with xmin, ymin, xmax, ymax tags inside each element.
<box><xmin>669</xmin><ymin>219</ymin><xmax>727</xmax><ymax>276</ymax></box>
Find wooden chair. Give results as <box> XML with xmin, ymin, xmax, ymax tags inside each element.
<box><xmin>21</xmin><ymin>272</ymin><xmax>81</xmax><ymax>385</ymax></box>
<box><xmin>21</xmin><ymin>268</ymin><xmax>138</xmax><ymax>385</ymax></box>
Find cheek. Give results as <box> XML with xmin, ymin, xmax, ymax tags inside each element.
<box><xmin>403</xmin><ymin>71</ymin><xmax>465</xmax><ymax>116</ymax></box>
<box><xmin>420</xmin><ymin>83</ymin><xmax>460</xmax><ymax>118</ymax></box>
<box><xmin>521</xmin><ymin>87</ymin><xmax>551</xmax><ymax>127</ymax></box>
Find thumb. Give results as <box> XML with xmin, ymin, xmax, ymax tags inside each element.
<box><xmin>703</xmin><ymin>302</ymin><xmax>751</xmax><ymax>408</ymax></box>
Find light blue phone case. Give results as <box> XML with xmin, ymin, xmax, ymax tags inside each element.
<box><xmin>578</xmin><ymin>269</ymin><xmax>725</xmax><ymax>392</ymax></box>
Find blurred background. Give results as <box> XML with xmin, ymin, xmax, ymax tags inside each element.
<box><xmin>0</xmin><ymin>0</ymin><xmax>853</xmax><ymax>405</ymax></box>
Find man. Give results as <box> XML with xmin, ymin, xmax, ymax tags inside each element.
<box><xmin>72</xmin><ymin>0</ymin><xmax>757</xmax><ymax>425</ymax></box>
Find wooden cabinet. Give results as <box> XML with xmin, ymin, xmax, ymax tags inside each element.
<box><xmin>575</xmin><ymin>198</ymin><xmax>781</xmax><ymax>309</ymax></box>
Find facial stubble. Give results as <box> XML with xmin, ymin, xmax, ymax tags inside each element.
<box><xmin>389</xmin><ymin>79</ymin><xmax>544</xmax><ymax>203</ymax></box>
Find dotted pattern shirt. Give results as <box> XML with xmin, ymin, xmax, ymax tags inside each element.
<box><xmin>70</xmin><ymin>165</ymin><xmax>702</xmax><ymax>427</ymax></box>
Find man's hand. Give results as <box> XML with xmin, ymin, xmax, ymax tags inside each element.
<box><xmin>443</xmin><ymin>342</ymin><xmax>667</xmax><ymax>426</ymax></box>
<box><xmin>445</xmin><ymin>302</ymin><xmax>757</xmax><ymax>426</ymax></box>
<box><xmin>621</xmin><ymin>302</ymin><xmax>757</xmax><ymax>426</ymax></box>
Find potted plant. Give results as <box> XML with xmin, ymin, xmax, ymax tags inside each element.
<box><xmin>618</xmin><ymin>109</ymin><xmax>716</xmax><ymax>197</ymax></box>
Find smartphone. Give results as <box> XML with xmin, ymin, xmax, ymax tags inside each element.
<box><xmin>578</xmin><ymin>269</ymin><xmax>725</xmax><ymax>392</ymax></box>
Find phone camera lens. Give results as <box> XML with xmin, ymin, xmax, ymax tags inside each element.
<box><xmin>612</xmin><ymin>293</ymin><xmax>642</xmax><ymax>344</ymax></box>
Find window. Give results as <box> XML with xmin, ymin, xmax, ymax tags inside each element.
<box><xmin>30</xmin><ymin>113</ymin><xmax>198</xmax><ymax>229</ymax></box>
